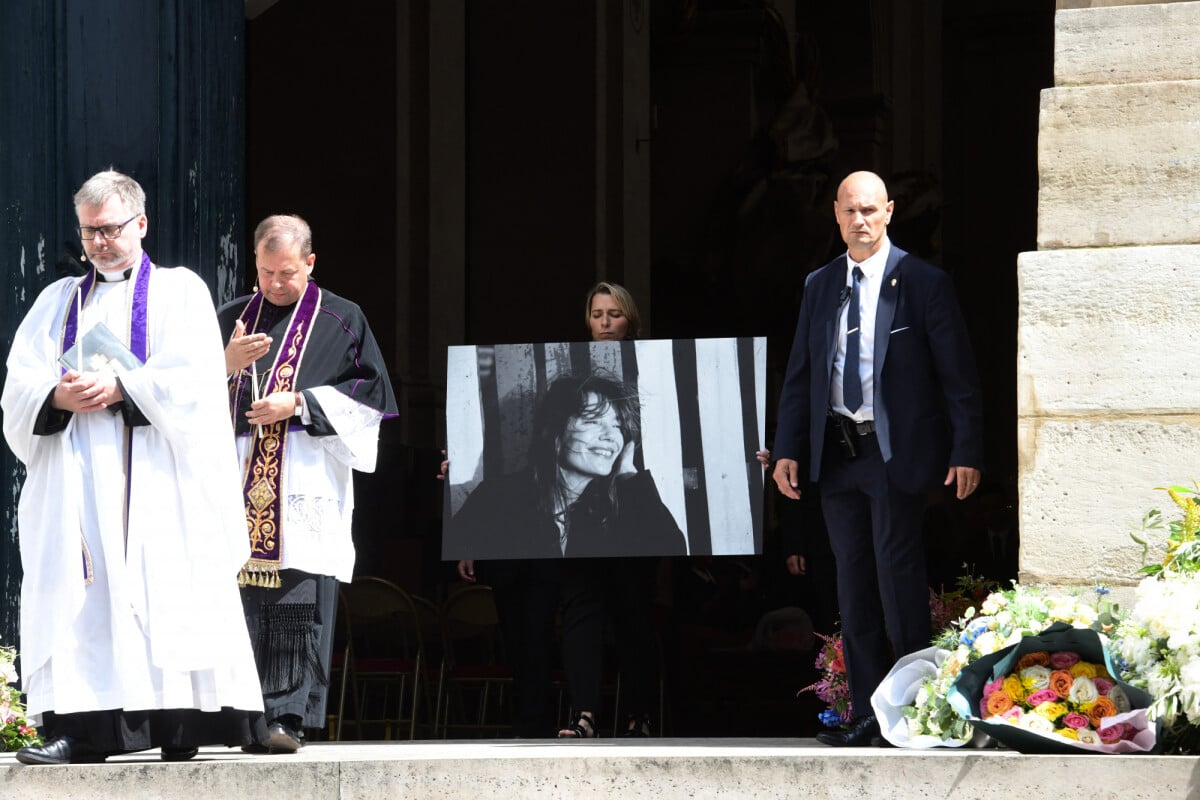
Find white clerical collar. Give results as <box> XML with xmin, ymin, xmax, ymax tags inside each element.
<box><xmin>96</xmin><ymin>266</ymin><xmax>135</xmax><ymax>283</ymax></box>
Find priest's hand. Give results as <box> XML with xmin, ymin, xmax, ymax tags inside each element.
<box><xmin>52</xmin><ymin>370</ymin><xmax>124</xmax><ymax>414</ymax></box>
<box><xmin>225</xmin><ymin>319</ymin><xmax>272</xmax><ymax>376</ymax></box>
<box><xmin>246</xmin><ymin>391</ymin><xmax>299</xmax><ymax>426</ymax></box>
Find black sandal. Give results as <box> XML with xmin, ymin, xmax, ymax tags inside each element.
<box><xmin>557</xmin><ymin>711</ymin><xmax>597</xmax><ymax>738</ymax></box>
<box><xmin>621</xmin><ymin>713</ymin><xmax>651</xmax><ymax>738</ymax></box>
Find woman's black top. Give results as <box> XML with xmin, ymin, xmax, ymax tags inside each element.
<box><xmin>449</xmin><ymin>469</ymin><xmax>686</xmax><ymax>561</ymax></box>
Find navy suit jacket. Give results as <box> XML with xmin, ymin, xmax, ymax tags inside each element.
<box><xmin>774</xmin><ymin>244</ymin><xmax>983</xmax><ymax>495</ymax></box>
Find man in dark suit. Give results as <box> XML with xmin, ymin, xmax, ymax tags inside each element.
<box><xmin>772</xmin><ymin>171</ymin><xmax>983</xmax><ymax>747</ymax></box>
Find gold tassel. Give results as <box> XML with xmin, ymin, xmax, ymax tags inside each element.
<box><xmin>238</xmin><ymin>563</ymin><xmax>282</xmax><ymax>590</ymax></box>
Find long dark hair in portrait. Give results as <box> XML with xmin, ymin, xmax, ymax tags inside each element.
<box><xmin>529</xmin><ymin>372</ymin><xmax>640</xmax><ymax>539</ymax></box>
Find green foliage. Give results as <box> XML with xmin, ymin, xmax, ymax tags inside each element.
<box><xmin>1132</xmin><ymin>483</ymin><xmax>1200</xmax><ymax>577</ymax></box>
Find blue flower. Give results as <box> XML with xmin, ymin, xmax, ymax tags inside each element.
<box><xmin>818</xmin><ymin>708</ymin><xmax>843</xmax><ymax>728</ymax></box>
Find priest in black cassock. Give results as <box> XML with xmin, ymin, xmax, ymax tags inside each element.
<box><xmin>219</xmin><ymin>214</ymin><xmax>397</xmax><ymax>753</ymax></box>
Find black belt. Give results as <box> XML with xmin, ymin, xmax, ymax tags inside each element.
<box><xmin>828</xmin><ymin>411</ymin><xmax>875</xmax><ymax>436</ymax></box>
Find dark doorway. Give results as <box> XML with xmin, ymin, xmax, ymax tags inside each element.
<box><xmin>245</xmin><ymin>0</ymin><xmax>1052</xmax><ymax>737</ymax></box>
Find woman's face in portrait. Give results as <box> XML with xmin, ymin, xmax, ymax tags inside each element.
<box><xmin>588</xmin><ymin>293</ymin><xmax>630</xmax><ymax>341</ymax></box>
<box><xmin>559</xmin><ymin>392</ymin><xmax>625</xmax><ymax>478</ymax></box>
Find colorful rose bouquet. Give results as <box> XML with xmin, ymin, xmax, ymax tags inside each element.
<box><xmin>977</xmin><ymin>648</ymin><xmax>1136</xmax><ymax>744</ymax></box>
<box><xmin>948</xmin><ymin>623</ymin><xmax>1156</xmax><ymax>754</ymax></box>
<box><xmin>872</xmin><ymin>581</ymin><xmax>1118</xmax><ymax>748</ymax></box>
<box><xmin>0</xmin><ymin>646</ymin><xmax>39</xmax><ymax>751</ymax></box>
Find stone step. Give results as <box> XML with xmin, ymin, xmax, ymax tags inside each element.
<box><xmin>1</xmin><ymin>739</ymin><xmax>1193</xmax><ymax>800</ymax></box>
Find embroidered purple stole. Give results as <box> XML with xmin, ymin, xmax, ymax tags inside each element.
<box><xmin>60</xmin><ymin>253</ymin><xmax>153</xmax><ymax>583</ymax></box>
<box><xmin>232</xmin><ymin>281</ymin><xmax>322</xmax><ymax>589</ymax></box>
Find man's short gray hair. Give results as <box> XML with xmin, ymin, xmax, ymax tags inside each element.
<box><xmin>253</xmin><ymin>214</ymin><xmax>313</xmax><ymax>258</ymax></box>
<box><xmin>73</xmin><ymin>170</ymin><xmax>146</xmax><ymax>216</ymax></box>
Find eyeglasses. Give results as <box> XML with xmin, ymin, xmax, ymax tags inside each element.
<box><xmin>78</xmin><ymin>214</ymin><xmax>139</xmax><ymax>241</ymax></box>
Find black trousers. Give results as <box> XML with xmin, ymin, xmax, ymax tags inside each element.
<box><xmin>560</xmin><ymin>556</ymin><xmax>660</xmax><ymax>725</ymax></box>
<box><xmin>818</xmin><ymin>426</ymin><xmax>930</xmax><ymax>716</ymax></box>
<box><xmin>240</xmin><ymin>568</ymin><xmax>339</xmax><ymax>730</ymax></box>
<box><xmin>484</xmin><ymin>560</ymin><xmax>562</xmax><ymax>738</ymax></box>
<box><xmin>43</xmin><ymin>708</ymin><xmax>265</xmax><ymax>753</ymax></box>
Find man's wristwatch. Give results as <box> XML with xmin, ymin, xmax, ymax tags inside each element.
<box><xmin>293</xmin><ymin>391</ymin><xmax>304</xmax><ymax>417</ymax></box>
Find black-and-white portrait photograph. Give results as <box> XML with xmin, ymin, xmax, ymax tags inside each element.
<box><xmin>443</xmin><ymin>337</ymin><xmax>765</xmax><ymax>560</ymax></box>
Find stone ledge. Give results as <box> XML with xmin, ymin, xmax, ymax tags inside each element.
<box><xmin>0</xmin><ymin>740</ymin><xmax>1195</xmax><ymax>800</ymax></box>
<box><xmin>1056</xmin><ymin>2</ymin><xmax>1200</xmax><ymax>86</ymax></box>
<box><xmin>1018</xmin><ymin>246</ymin><xmax>1200</xmax><ymax>415</ymax></box>
<box><xmin>1037</xmin><ymin>80</ymin><xmax>1200</xmax><ymax>249</ymax></box>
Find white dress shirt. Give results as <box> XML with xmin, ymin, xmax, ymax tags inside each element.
<box><xmin>830</xmin><ymin>236</ymin><xmax>891</xmax><ymax>422</ymax></box>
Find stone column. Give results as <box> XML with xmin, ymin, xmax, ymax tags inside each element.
<box><xmin>1019</xmin><ymin>1</ymin><xmax>1200</xmax><ymax>587</ymax></box>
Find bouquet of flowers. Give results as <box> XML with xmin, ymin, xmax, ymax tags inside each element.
<box><xmin>948</xmin><ymin>623</ymin><xmax>1156</xmax><ymax>754</ymax></box>
<box><xmin>0</xmin><ymin>646</ymin><xmax>39</xmax><ymax>751</ymax></box>
<box><xmin>800</xmin><ymin>631</ymin><xmax>853</xmax><ymax>728</ymax></box>
<box><xmin>977</xmin><ymin>648</ymin><xmax>1140</xmax><ymax>744</ymax></box>
<box><xmin>873</xmin><ymin>581</ymin><xmax>1118</xmax><ymax>747</ymax></box>
<box><xmin>1112</xmin><ymin>483</ymin><xmax>1200</xmax><ymax>753</ymax></box>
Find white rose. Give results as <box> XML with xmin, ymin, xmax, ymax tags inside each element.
<box><xmin>1020</xmin><ymin>665</ymin><xmax>1051</xmax><ymax>690</ymax></box>
<box><xmin>1021</xmin><ymin>714</ymin><xmax>1055</xmax><ymax>734</ymax></box>
<box><xmin>1108</xmin><ymin>685</ymin><xmax>1132</xmax><ymax>714</ymax></box>
<box><xmin>1069</xmin><ymin>676</ymin><xmax>1099</xmax><ymax>704</ymax></box>
<box><xmin>1076</xmin><ymin>728</ymin><xmax>1102</xmax><ymax>745</ymax></box>
<box><xmin>973</xmin><ymin>631</ymin><xmax>1000</xmax><ymax>656</ymax></box>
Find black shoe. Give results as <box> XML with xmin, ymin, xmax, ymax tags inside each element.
<box><xmin>620</xmin><ymin>714</ymin><xmax>652</xmax><ymax>738</ymax></box>
<box><xmin>240</xmin><ymin>742</ymin><xmax>269</xmax><ymax>754</ymax></box>
<box><xmin>265</xmin><ymin>720</ymin><xmax>302</xmax><ymax>754</ymax></box>
<box><xmin>161</xmin><ymin>746</ymin><xmax>199</xmax><ymax>762</ymax></box>
<box><xmin>16</xmin><ymin>735</ymin><xmax>106</xmax><ymax>765</ymax></box>
<box><xmin>815</xmin><ymin>714</ymin><xmax>881</xmax><ymax>747</ymax></box>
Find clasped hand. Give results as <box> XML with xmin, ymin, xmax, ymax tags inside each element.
<box><xmin>245</xmin><ymin>391</ymin><xmax>298</xmax><ymax>426</ymax></box>
<box><xmin>53</xmin><ymin>370</ymin><xmax>123</xmax><ymax>413</ymax></box>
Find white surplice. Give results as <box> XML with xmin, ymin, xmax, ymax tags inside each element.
<box><xmin>2</xmin><ymin>262</ymin><xmax>264</xmax><ymax>720</ymax></box>
<box><xmin>233</xmin><ymin>387</ymin><xmax>383</xmax><ymax>583</ymax></box>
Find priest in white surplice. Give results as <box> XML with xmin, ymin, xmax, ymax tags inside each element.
<box><xmin>1</xmin><ymin>170</ymin><xmax>266</xmax><ymax>765</ymax></box>
<box><xmin>219</xmin><ymin>214</ymin><xmax>396</xmax><ymax>753</ymax></box>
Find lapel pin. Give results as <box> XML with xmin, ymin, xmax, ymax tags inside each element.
<box><xmin>890</xmin><ymin>278</ymin><xmax>897</xmax><ymax>287</ymax></box>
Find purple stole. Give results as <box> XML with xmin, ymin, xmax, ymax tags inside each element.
<box><xmin>60</xmin><ymin>253</ymin><xmax>154</xmax><ymax>583</ymax></box>
<box><xmin>61</xmin><ymin>253</ymin><xmax>153</xmax><ymax>367</ymax></box>
<box><xmin>231</xmin><ymin>281</ymin><xmax>322</xmax><ymax>589</ymax></box>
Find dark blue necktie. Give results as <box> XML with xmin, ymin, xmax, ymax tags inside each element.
<box><xmin>843</xmin><ymin>266</ymin><xmax>864</xmax><ymax>413</ymax></box>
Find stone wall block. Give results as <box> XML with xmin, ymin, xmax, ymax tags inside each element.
<box><xmin>1018</xmin><ymin>417</ymin><xmax>1200</xmax><ymax>585</ymax></box>
<box><xmin>1056</xmin><ymin>2</ymin><xmax>1200</xmax><ymax>86</ymax></box>
<box><xmin>1018</xmin><ymin>245</ymin><xmax>1200</xmax><ymax>415</ymax></box>
<box><xmin>1038</xmin><ymin>80</ymin><xmax>1200</xmax><ymax>249</ymax></box>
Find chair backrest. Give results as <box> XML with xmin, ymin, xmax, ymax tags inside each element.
<box><xmin>342</xmin><ymin>576</ymin><xmax>426</xmax><ymax>661</ymax></box>
<box><xmin>439</xmin><ymin>585</ymin><xmax>504</xmax><ymax>669</ymax></box>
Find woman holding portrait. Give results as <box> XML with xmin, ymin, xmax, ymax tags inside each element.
<box><xmin>452</xmin><ymin>283</ymin><xmax>684</xmax><ymax>738</ymax></box>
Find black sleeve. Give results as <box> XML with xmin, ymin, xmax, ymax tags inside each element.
<box><xmin>33</xmin><ymin>388</ymin><xmax>71</xmax><ymax>435</ymax></box>
<box><xmin>614</xmin><ymin>471</ymin><xmax>688</xmax><ymax>557</ymax></box>
<box><xmin>114</xmin><ymin>376</ymin><xmax>150</xmax><ymax>427</ymax></box>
